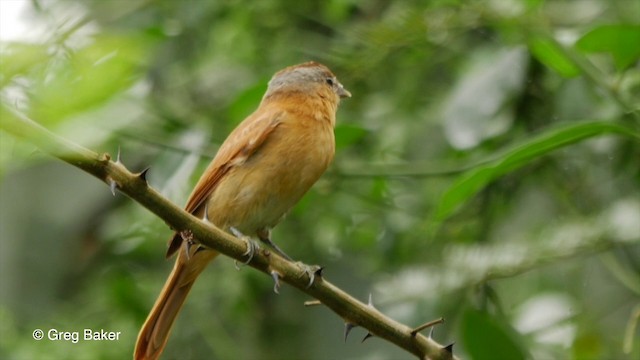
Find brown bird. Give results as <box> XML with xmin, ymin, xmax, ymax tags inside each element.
<box><xmin>134</xmin><ymin>61</ymin><xmax>350</xmax><ymax>360</ymax></box>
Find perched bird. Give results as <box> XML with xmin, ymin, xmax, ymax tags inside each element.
<box><xmin>134</xmin><ymin>61</ymin><xmax>350</xmax><ymax>360</ymax></box>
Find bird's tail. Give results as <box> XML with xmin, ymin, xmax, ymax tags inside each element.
<box><xmin>134</xmin><ymin>247</ymin><xmax>218</xmax><ymax>360</ymax></box>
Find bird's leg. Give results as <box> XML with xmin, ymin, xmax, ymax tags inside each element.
<box><xmin>257</xmin><ymin>228</ymin><xmax>293</xmax><ymax>261</ymax></box>
<box><xmin>257</xmin><ymin>229</ymin><xmax>320</xmax><ymax>288</ymax></box>
<box><xmin>230</xmin><ymin>227</ymin><xmax>260</xmax><ymax>269</ymax></box>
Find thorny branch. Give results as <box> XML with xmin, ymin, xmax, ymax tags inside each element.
<box><xmin>1</xmin><ymin>105</ymin><xmax>458</xmax><ymax>360</ymax></box>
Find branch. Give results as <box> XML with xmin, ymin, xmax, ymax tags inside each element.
<box><xmin>0</xmin><ymin>105</ymin><xmax>458</xmax><ymax>360</ymax></box>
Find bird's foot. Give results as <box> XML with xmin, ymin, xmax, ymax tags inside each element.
<box><xmin>268</xmin><ymin>264</ymin><xmax>321</xmax><ymax>294</ymax></box>
<box><xmin>295</xmin><ymin>262</ymin><xmax>322</xmax><ymax>288</ymax></box>
<box><xmin>231</xmin><ymin>227</ymin><xmax>260</xmax><ymax>269</ymax></box>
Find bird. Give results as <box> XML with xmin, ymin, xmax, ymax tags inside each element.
<box><xmin>134</xmin><ymin>61</ymin><xmax>350</xmax><ymax>360</ymax></box>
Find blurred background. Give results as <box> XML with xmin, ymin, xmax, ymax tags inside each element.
<box><xmin>1</xmin><ymin>0</ymin><xmax>639</xmax><ymax>359</ymax></box>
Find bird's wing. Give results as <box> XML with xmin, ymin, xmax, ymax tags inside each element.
<box><xmin>166</xmin><ymin>107</ymin><xmax>284</xmax><ymax>257</ymax></box>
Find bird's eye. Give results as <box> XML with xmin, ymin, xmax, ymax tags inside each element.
<box><xmin>325</xmin><ymin>77</ymin><xmax>334</xmax><ymax>86</ymax></box>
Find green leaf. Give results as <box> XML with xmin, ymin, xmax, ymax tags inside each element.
<box><xmin>529</xmin><ymin>37</ymin><xmax>581</xmax><ymax>77</ymax></box>
<box><xmin>434</xmin><ymin>121</ymin><xmax>639</xmax><ymax>222</ymax></box>
<box><xmin>0</xmin><ymin>42</ymin><xmax>49</xmax><ymax>87</ymax></box>
<box><xmin>576</xmin><ymin>25</ymin><xmax>640</xmax><ymax>70</ymax></box>
<box><xmin>29</xmin><ymin>34</ymin><xmax>150</xmax><ymax>125</ymax></box>
<box><xmin>462</xmin><ymin>308</ymin><xmax>527</xmax><ymax>360</ymax></box>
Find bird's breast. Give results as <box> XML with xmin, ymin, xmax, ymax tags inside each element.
<box><xmin>206</xmin><ymin>115</ymin><xmax>335</xmax><ymax>234</ymax></box>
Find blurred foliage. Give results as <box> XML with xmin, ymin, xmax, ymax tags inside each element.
<box><xmin>1</xmin><ymin>0</ymin><xmax>639</xmax><ymax>359</ymax></box>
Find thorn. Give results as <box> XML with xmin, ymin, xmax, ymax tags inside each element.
<box><xmin>115</xmin><ymin>146</ymin><xmax>122</xmax><ymax>164</ymax></box>
<box><xmin>270</xmin><ymin>270</ymin><xmax>281</xmax><ymax>294</ymax></box>
<box><xmin>361</xmin><ymin>332</ymin><xmax>374</xmax><ymax>343</ymax></box>
<box><xmin>429</xmin><ymin>326</ymin><xmax>435</xmax><ymax>339</ymax></box>
<box><xmin>136</xmin><ymin>167</ymin><xmax>150</xmax><ymax>183</ymax></box>
<box><xmin>367</xmin><ymin>293</ymin><xmax>374</xmax><ymax>307</ymax></box>
<box><xmin>443</xmin><ymin>342</ymin><xmax>454</xmax><ymax>354</ymax></box>
<box><xmin>108</xmin><ymin>178</ymin><xmax>117</xmax><ymax>196</ymax></box>
<box><xmin>304</xmin><ymin>300</ymin><xmax>322</xmax><ymax>307</ymax></box>
<box><xmin>410</xmin><ymin>317</ymin><xmax>445</xmax><ymax>337</ymax></box>
<box><xmin>344</xmin><ymin>322</ymin><xmax>357</xmax><ymax>343</ymax></box>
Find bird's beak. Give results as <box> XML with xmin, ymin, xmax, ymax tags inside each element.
<box><xmin>337</xmin><ymin>83</ymin><xmax>351</xmax><ymax>98</ymax></box>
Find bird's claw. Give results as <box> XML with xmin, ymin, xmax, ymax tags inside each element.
<box><xmin>295</xmin><ymin>262</ymin><xmax>322</xmax><ymax>288</ymax></box>
<box><xmin>269</xmin><ymin>264</ymin><xmax>319</xmax><ymax>294</ymax></box>
<box><xmin>270</xmin><ymin>270</ymin><xmax>282</xmax><ymax>294</ymax></box>
<box><xmin>231</xmin><ymin>227</ymin><xmax>259</xmax><ymax>269</ymax></box>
